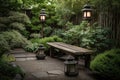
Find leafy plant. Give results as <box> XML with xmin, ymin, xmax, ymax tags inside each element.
<box><xmin>0</xmin><ymin>60</ymin><xmax>24</xmax><ymax>79</ymax></box>
<box><xmin>0</xmin><ymin>11</ymin><xmax>31</xmax><ymax>38</ymax></box>
<box><xmin>25</xmin><ymin>36</ymin><xmax>63</xmax><ymax>52</ymax></box>
<box><xmin>24</xmin><ymin>43</ymin><xmax>39</xmax><ymax>52</ymax></box>
<box><xmin>8</xmin><ymin>11</ymin><xmax>31</xmax><ymax>24</ymax></box>
<box><xmin>1</xmin><ymin>54</ymin><xmax>15</xmax><ymax>62</ymax></box>
<box><xmin>0</xmin><ymin>17</ymin><xmax>11</xmax><ymax>24</ymax></box>
<box><xmin>44</xmin><ymin>26</ymin><xmax>52</xmax><ymax>37</ymax></box>
<box><xmin>90</xmin><ymin>49</ymin><xmax>120</xmax><ymax>80</ymax></box>
<box><xmin>52</xmin><ymin>29</ymin><xmax>65</xmax><ymax>37</ymax></box>
<box><xmin>2</xmin><ymin>30</ymin><xmax>30</xmax><ymax>49</ymax></box>
<box><xmin>62</xmin><ymin>21</ymin><xmax>112</xmax><ymax>52</ymax></box>
<box><xmin>0</xmin><ymin>34</ymin><xmax>10</xmax><ymax>57</ymax></box>
<box><xmin>9</xmin><ymin>22</ymin><xmax>25</xmax><ymax>31</ymax></box>
<box><xmin>30</xmin><ymin>33</ymin><xmax>40</xmax><ymax>38</ymax></box>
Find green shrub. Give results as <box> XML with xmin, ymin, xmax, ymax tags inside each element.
<box><xmin>2</xmin><ymin>30</ymin><xmax>30</xmax><ymax>49</ymax></box>
<box><xmin>9</xmin><ymin>22</ymin><xmax>25</xmax><ymax>31</ymax></box>
<box><xmin>31</xmin><ymin>35</ymin><xmax>63</xmax><ymax>47</ymax></box>
<box><xmin>30</xmin><ymin>33</ymin><xmax>40</xmax><ymax>38</ymax></box>
<box><xmin>0</xmin><ymin>23</ymin><xmax>7</xmax><ymax>31</ymax></box>
<box><xmin>0</xmin><ymin>60</ymin><xmax>24</xmax><ymax>79</ymax></box>
<box><xmin>90</xmin><ymin>49</ymin><xmax>120</xmax><ymax>80</ymax></box>
<box><xmin>8</xmin><ymin>11</ymin><xmax>31</xmax><ymax>24</ymax></box>
<box><xmin>44</xmin><ymin>27</ymin><xmax>52</xmax><ymax>37</ymax></box>
<box><xmin>62</xmin><ymin>21</ymin><xmax>111</xmax><ymax>52</ymax></box>
<box><xmin>24</xmin><ymin>43</ymin><xmax>39</xmax><ymax>52</ymax></box>
<box><xmin>0</xmin><ymin>17</ymin><xmax>10</xmax><ymax>31</ymax></box>
<box><xmin>25</xmin><ymin>36</ymin><xmax>63</xmax><ymax>52</ymax></box>
<box><xmin>0</xmin><ymin>17</ymin><xmax>11</xmax><ymax>24</ymax></box>
<box><xmin>1</xmin><ymin>54</ymin><xmax>16</xmax><ymax>62</ymax></box>
<box><xmin>0</xmin><ymin>34</ymin><xmax>10</xmax><ymax>57</ymax></box>
<box><xmin>52</xmin><ymin>29</ymin><xmax>65</xmax><ymax>37</ymax></box>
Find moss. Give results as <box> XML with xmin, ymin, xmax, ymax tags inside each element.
<box><xmin>1</xmin><ymin>54</ymin><xmax>16</xmax><ymax>62</ymax></box>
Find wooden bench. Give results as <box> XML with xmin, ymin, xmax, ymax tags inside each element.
<box><xmin>47</xmin><ymin>42</ymin><xmax>94</xmax><ymax>68</ymax></box>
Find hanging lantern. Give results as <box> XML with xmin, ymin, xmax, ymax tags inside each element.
<box><xmin>82</xmin><ymin>4</ymin><xmax>93</xmax><ymax>20</ymax></box>
<box><xmin>64</xmin><ymin>55</ymin><xmax>79</xmax><ymax>76</ymax></box>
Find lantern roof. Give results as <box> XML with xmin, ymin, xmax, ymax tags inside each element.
<box><xmin>82</xmin><ymin>4</ymin><xmax>93</xmax><ymax>11</ymax></box>
<box><xmin>40</xmin><ymin>9</ymin><xmax>46</xmax><ymax>16</ymax></box>
<box><xmin>66</xmin><ymin>55</ymin><xmax>75</xmax><ymax>61</ymax></box>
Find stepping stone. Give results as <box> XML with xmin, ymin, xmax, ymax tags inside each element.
<box><xmin>47</xmin><ymin>70</ymin><xmax>63</xmax><ymax>75</ymax></box>
<box><xmin>25</xmin><ymin>53</ymin><xmax>36</xmax><ymax>57</ymax></box>
<box><xmin>32</xmin><ymin>72</ymin><xmax>48</xmax><ymax>78</ymax></box>
<box><xmin>26</xmin><ymin>57</ymin><xmax>36</xmax><ymax>60</ymax></box>
<box><xmin>11</xmin><ymin>49</ymin><xmax>26</xmax><ymax>54</ymax></box>
<box><xmin>14</xmin><ymin>54</ymin><xmax>26</xmax><ymax>58</ymax></box>
<box><xmin>15</xmin><ymin>58</ymin><xmax>26</xmax><ymax>61</ymax></box>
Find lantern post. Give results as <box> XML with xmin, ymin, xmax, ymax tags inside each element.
<box><xmin>39</xmin><ymin>9</ymin><xmax>46</xmax><ymax>38</ymax></box>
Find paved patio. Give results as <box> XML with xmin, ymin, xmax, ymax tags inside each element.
<box><xmin>11</xmin><ymin>49</ymin><xmax>99</xmax><ymax>80</ymax></box>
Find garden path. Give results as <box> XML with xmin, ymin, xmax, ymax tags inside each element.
<box><xmin>11</xmin><ymin>48</ymin><xmax>100</xmax><ymax>80</ymax></box>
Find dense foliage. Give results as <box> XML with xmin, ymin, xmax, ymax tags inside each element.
<box><xmin>90</xmin><ymin>49</ymin><xmax>120</xmax><ymax>80</ymax></box>
<box><xmin>0</xmin><ymin>30</ymin><xmax>30</xmax><ymax>57</ymax></box>
<box><xmin>0</xmin><ymin>11</ymin><xmax>30</xmax><ymax>56</ymax></box>
<box><xmin>62</xmin><ymin>21</ymin><xmax>111</xmax><ymax>52</ymax></box>
<box><xmin>0</xmin><ymin>34</ymin><xmax>10</xmax><ymax>57</ymax></box>
<box><xmin>0</xmin><ymin>58</ymin><xmax>24</xmax><ymax>80</ymax></box>
<box><xmin>25</xmin><ymin>36</ymin><xmax>63</xmax><ymax>52</ymax></box>
<box><xmin>0</xmin><ymin>11</ymin><xmax>31</xmax><ymax>37</ymax></box>
<box><xmin>2</xmin><ymin>30</ymin><xmax>30</xmax><ymax>49</ymax></box>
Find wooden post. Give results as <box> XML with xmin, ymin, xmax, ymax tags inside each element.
<box><xmin>85</xmin><ymin>54</ymin><xmax>91</xmax><ymax>68</ymax></box>
<box><xmin>49</xmin><ymin>47</ymin><xmax>54</xmax><ymax>57</ymax></box>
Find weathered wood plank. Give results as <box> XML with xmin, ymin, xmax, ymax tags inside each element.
<box><xmin>47</xmin><ymin>42</ymin><xmax>78</xmax><ymax>54</ymax></box>
<box><xmin>55</xmin><ymin>42</ymin><xmax>93</xmax><ymax>54</ymax></box>
<box><xmin>47</xmin><ymin>42</ymin><xmax>93</xmax><ymax>55</ymax></box>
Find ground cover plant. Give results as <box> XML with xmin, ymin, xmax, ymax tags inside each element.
<box><xmin>25</xmin><ymin>35</ymin><xmax>63</xmax><ymax>52</ymax></box>
<box><xmin>0</xmin><ymin>54</ymin><xmax>25</xmax><ymax>80</ymax></box>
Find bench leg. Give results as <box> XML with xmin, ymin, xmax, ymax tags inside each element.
<box><xmin>85</xmin><ymin>54</ymin><xmax>91</xmax><ymax>68</ymax></box>
<box><xmin>50</xmin><ymin>47</ymin><xmax>54</xmax><ymax>57</ymax></box>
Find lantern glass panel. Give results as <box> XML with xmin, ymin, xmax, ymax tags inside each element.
<box><xmin>87</xmin><ymin>11</ymin><xmax>91</xmax><ymax>17</ymax></box>
<box><xmin>40</xmin><ymin>16</ymin><xmax>45</xmax><ymax>21</ymax></box>
<box><xmin>69</xmin><ymin>65</ymin><xmax>76</xmax><ymax>72</ymax></box>
<box><xmin>39</xmin><ymin>50</ymin><xmax>44</xmax><ymax>54</ymax></box>
<box><xmin>64</xmin><ymin>64</ymin><xmax>77</xmax><ymax>73</ymax></box>
<box><xmin>84</xmin><ymin>12</ymin><xmax>87</xmax><ymax>18</ymax></box>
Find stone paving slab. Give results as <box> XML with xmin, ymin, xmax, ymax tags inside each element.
<box><xmin>13</xmin><ymin>48</ymin><xmax>98</xmax><ymax>80</ymax></box>
<box><xmin>16</xmin><ymin>58</ymin><xmax>26</xmax><ymax>61</ymax></box>
<box><xmin>14</xmin><ymin>54</ymin><xmax>26</xmax><ymax>58</ymax></box>
<box><xmin>47</xmin><ymin>70</ymin><xmax>63</xmax><ymax>75</ymax></box>
<box><xmin>14</xmin><ymin>53</ymin><xmax>36</xmax><ymax>58</ymax></box>
<box><xmin>26</xmin><ymin>57</ymin><xmax>36</xmax><ymax>60</ymax></box>
<box><xmin>25</xmin><ymin>53</ymin><xmax>36</xmax><ymax>57</ymax></box>
<box><xmin>15</xmin><ymin>58</ymin><xmax>36</xmax><ymax>61</ymax></box>
<box><xmin>11</xmin><ymin>49</ymin><xmax>26</xmax><ymax>54</ymax></box>
<box><xmin>15</xmin><ymin>57</ymin><xmax>97</xmax><ymax>80</ymax></box>
<box><xmin>32</xmin><ymin>72</ymin><xmax>49</xmax><ymax>78</ymax></box>
<box><xmin>13</xmin><ymin>50</ymin><xmax>36</xmax><ymax>61</ymax></box>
